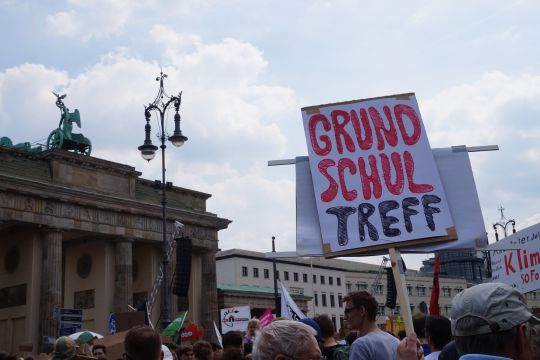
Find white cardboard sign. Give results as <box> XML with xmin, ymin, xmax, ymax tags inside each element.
<box><xmin>301</xmin><ymin>94</ymin><xmax>454</xmax><ymax>255</ymax></box>
<box><xmin>220</xmin><ymin>305</ymin><xmax>251</xmax><ymax>333</ymax></box>
<box><xmin>490</xmin><ymin>222</ymin><xmax>540</xmax><ymax>293</ymax></box>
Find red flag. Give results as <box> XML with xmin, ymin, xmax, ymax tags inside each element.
<box><xmin>429</xmin><ymin>255</ymin><xmax>441</xmax><ymax>315</ymax></box>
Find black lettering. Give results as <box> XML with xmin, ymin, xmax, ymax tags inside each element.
<box><xmin>402</xmin><ymin>197</ymin><xmax>420</xmax><ymax>233</ymax></box>
<box><xmin>422</xmin><ymin>194</ymin><xmax>441</xmax><ymax>231</ymax></box>
<box><xmin>358</xmin><ymin>203</ymin><xmax>378</xmax><ymax>241</ymax></box>
<box><xmin>326</xmin><ymin>206</ymin><xmax>357</xmax><ymax>246</ymax></box>
<box><xmin>379</xmin><ymin>200</ymin><xmax>401</xmax><ymax>237</ymax></box>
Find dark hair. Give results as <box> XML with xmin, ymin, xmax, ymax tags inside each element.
<box><xmin>425</xmin><ymin>316</ymin><xmax>452</xmax><ymax>350</ymax></box>
<box><xmin>397</xmin><ymin>330</ymin><xmax>407</xmax><ymax>340</ymax></box>
<box><xmin>178</xmin><ymin>345</ymin><xmax>194</xmax><ymax>357</ymax></box>
<box><xmin>0</xmin><ymin>352</ymin><xmax>16</xmax><ymax>360</ymax></box>
<box><xmin>92</xmin><ymin>344</ymin><xmax>107</xmax><ymax>354</ymax></box>
<box><xmin>222</xmin><ymin>348</ymin><xmax>244</xmax><ymax>360</ymax></box>
<box><xmin>412</xmin><ymin>314</ymin><xmax>426</xmax><ymax>338</ymax></box>
<box><xmin>345</xmin><ymin>331</ymin><xmax>359</xmax><ymax>346</ymax></box>
<box><xmin>124</xmin><ymin>325</ymin><xmax>162</xmax><ymax>360</ymax></box>
<box><xmin>193</xmin><ymin>340</ymin><xmax>213</xmax><ymax>360</ymax></box>
<box><xmin>222</xmin><ymin>331</ymin><xmax>243</xmax><ymax>349</ymax></box>
<box><xmin>314</xmin><ymin>314</ymin><xmax>335</xmax><ymax>339</ymax></box>
<box><xmin>342</xmin><ymin>291</ymin><xmax>378</xmax><ymax>322</ymax></box>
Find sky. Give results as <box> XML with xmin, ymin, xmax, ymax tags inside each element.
<box><xmin>1</xmin><ymin>0</ymin><xmax>540</xmax><ymax>270</ymax></box>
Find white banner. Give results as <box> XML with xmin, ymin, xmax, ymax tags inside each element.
<box><xmin>220</xmin><ymin>305</ymin><xmax>251</xmax><ymax>333</ymax></box>
<box><xmin>301</xmin><ymin>94</ymin><xmax>455</xmax><ymax>255</ymax></box>
<box><xmin>490</xmin><ymin>222</ymin><xmax>540</xmax><ymax>293</ymax></box>
<box><xmin>296</xmin><ymin>147</ymin><xmax>487</xmax><ymax>255</ymax></box>
<box><xmin>280</xmin><ymin>281</ymin><xmax>307</xmax><ymax>320</ymax></box>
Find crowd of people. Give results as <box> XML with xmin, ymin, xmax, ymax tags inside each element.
<box><xmin>1</xmin><ymin>282</ymin><xmax>539</xmax><ymax>360</ymax></box>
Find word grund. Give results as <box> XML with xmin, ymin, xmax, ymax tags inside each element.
<box><xmin>308</xmin><ymin>104</ymin><xmax>422</xmax><ymax>155</ymax></box>
<box><xmin>326</xmin><ymin>194</ymin><xmax>442</xmax><ymax>245</ymax></box>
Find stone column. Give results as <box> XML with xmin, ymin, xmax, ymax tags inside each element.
<box><xmin>201</xmin><ymin>250</ymin><xmax>218</xmax><ymax>342</ymax></box>
<box><xmin>39</xmin><ymin>229</ymin><xmax>63</xmax><ymax>352</ymax></box>
<box><xmin>114</xmin><ymin>238</ymin><xmax>133</xmax><ymax>313</ymax></box>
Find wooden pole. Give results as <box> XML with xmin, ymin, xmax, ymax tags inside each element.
<box><xmin>389</xmin><ymin>247</ymin><xmax>414</xmax><ymax>335</ymax></box>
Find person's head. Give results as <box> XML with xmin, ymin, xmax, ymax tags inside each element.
<box><xmin>314</xmin><ymin>314</ymin><xmax>335</xmax><ymax>340</ymax></box>
<box><xmin>51</xmin><ymin>336</ymin><xmax>79</xmax><ymax>360</ymax></box>
<box><xmin>342</xmin><ymin>291</ymin><xmax>378</xmax><ymax>332</ymax></box>
<box><xmin>298</xmin><ymin>318</ymin><xmax>322</xmax><ymax>340</ymax></box>
<box><xmin>531</xmin><ymin>324</ymin><xmax>540</xmax><ymax>360</ymax></box>
<box><xmin>124</xmin><ymin>325</ymin><xmax>162</xmax><ymax>360</ymax></box>
<box><xmin>412</xmin><ymin>314</ymin><xmax>426</xmax><ymax>339</ymax></box>
<box><xmin>451</xmin><ymin>282</ymin><xmax>540</xmax><ymax>360</ymax></box>
<box><xmin>222</xmin><ymin>331</ymin><xmax>243</xmax><ymax>350</ymax></box>
<box><xmin>221</xmin><ymin>348</ymin><xmax>244</xmax><ymax>360</ymax></box>
<box><xmin>192</xmin><ymin>341</ymin><xmax>213</xmax><ymax>360</ymax></box>
<box><xmin>397</xmin><ymin>330</ymin><xmax>407</xmax><ymax>341</ymax></box>
<box><xmin>425</xmin><ymin>316</ymin><xmax>452</xmax><ymax>351</ymax></box>
<box><xmin>92</xmin><ymin>344</ymin><xmax>107</xmax><ymax>359</ymax></box>
<box><xmin>252</xmin><ymin>319</ymin><xmax>321</xmax><ymax>360</ymax></box>
<box><xmin>177</xmin><ymin>345</ymin><xmax>194</xmax><ymax>360</ymax></box>
<box><xmin>247</xmin><ymin>319</ymin><xmax>261</xmax><ymax>336</ymax></box>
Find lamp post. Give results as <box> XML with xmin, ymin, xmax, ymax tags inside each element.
<box><xmin>272</xmin><ymin>236</ymin><xmax>279</xmax><ymax>315</ymax></box>
<box><xmin>493</xmin><ymin>205</ymin><xmax>516</xmax><ymax>241</ymax></box>
<box><xmin>138</xmin><ymin>71</ymin><xmax>188</xmax><ymax>329</ymax></box>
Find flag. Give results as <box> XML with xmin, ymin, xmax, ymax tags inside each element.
<box><xmin>429</xmin><ymin>255</ymin><xmax>441</xmax><ymax>315</ymax></box>
<box><xmin>161</xmin><ymin>311</ymin><xmax>189</xmax><ymax>337</ymax></box>
<box><xmin>258</xmin><ymin>308</ymin><xmax>273</xmax><ymax>328</ymax></box>
<box><xmin>108</xmin><ymin>312</ymin><xmax>116</xmax><ymax>335</ymax></box>
<box><xmin>279</xmin><ymin>281</ymin><xmax>307</xmax><ymax>320</ymax></box>
<box><xmin>213</xmin><ymin>321</ymin><xmax>222</xmax><ymax>347</ymax></box>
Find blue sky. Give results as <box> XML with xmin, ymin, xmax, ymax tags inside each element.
<box><xmin>2</xmin><ymin>0</ymin><xmax>540</xmax><ymax>269</ymax></box>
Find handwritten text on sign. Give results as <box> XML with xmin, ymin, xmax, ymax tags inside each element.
<box><xmin>301</xmin><ymin>94</ymin><xmax>453</xmax><ymax>254</ymax></box>
<box><xmin>491</xmin><ymin>222</ymin><xmax>540</xmax><ymax>293</ymax></box>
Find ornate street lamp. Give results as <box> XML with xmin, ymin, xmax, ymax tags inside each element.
<box><xmin>138</xmin><ymin>71</ymin><xmax>187</xmax><ymax>329</ymax></box>
<box><xmin>493</xmin><ymin>205</ymin><xmax>516</xmax><ymax>241</ymax></box>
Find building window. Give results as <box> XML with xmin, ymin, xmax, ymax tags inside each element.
<box><xmin>340</xmin><ymin>317</ymin><xmax>344</xmax><ymax>330</ymax></box>
<box><xmin>359</xmin><ymin>283</ymin><xmax>368</xmax><ymax>290</ymax></box>
<box><xmin>338</xmin><ymin>294</ymin><xmax>343</xmax><ymax>308</ymax></box>
<box><xmin>407</xmin><ymin>285</ymin><xmax>412</xmax><ymax>296</ymax></box>
<box><xmin>242</xmin><ymin>266</ymin><xmax>248</xmax><ymax>277</ymax></box>
<box><xmin>330</xmin><ymin>293</ymin><xmax>335</xmax><ymax>307</ymax></box>
<box><xmin>454</xmin><ymin>287</ymin><xmax>463</xmax><ymax>294</ymax></box>
<box><xmin>313</xmin><ymin>274</ymin><xmax>317</xmax><ymax>284</ymax></box>
<box><xmin>337</xmin><ymin>277</ymin><xmax>341</xmax><ymax>286</ymax></box>
<box><xmin>314</xmin><ymin>293</ymin><xmax>319</xmax><ymax>306</ymax></box>
<box><xmin>417</xmin><ymin>286</ymin><xmax>426</xmax><ymax>297</ymax></box>
<box><xmin>442</xmin><ymin>287</ymin><xmax>451</xmax><ymax>297</ymax></box>
<box><xmin>284</xmin><ymin>271</ymin><xmax>290</xmax><ymax>281</ymax></box>
<box><xmin>392</xmin><ymin>305</ymin><xmax>401</xmax><ymax>315</ymax></box>
<box><xmin>320</xmin><ymin>275</ymin><xmax>325</xmax><ymax>284</ymax></box>
<box><xmin>329</xmin><ymin>276</ymin><xmax>333</xmax><ymax>286</ymax></box>
<box><xmin>373</xmin><ymin>284</ymin><xmax>383</xmax><ymax>295</ymax></box>
<box><xmin>322</xmin><ymin>293</ymin><xmax>327</xmax><ymax>307</ymax></box>
<box><xmin>264</xmin><ymin>269</ymin><xmax>269</xmax><ymax>279</ymax></box>
<box><xmin>332</xmin><ymin>316</ymin><xmax>337</xmax><ymax>329</ymax></box>
<box><xmin>294</xmin><ymin>272</ymin><xmax>299</xmax><ymax>282</ymax></box>
<box><xmin>410</xmin><ymin>304</ymin><xmax>415</xmax><ymax>313</ymax></box>
<box><xmin>377</xmin><ymin>304</ymin><xmax>385</xmax><ymax>316</ymax></box>
<box><xmin>253</xmin><ymin>268</ymin><xmax>259</xmax><ymax>278</ymax></box>
<box><xmin>276</xmin><ymin>271</ymin><xmax>280</xmax><ymax>280</ymax></box>
<box><xmin>346</xmin><ymin>282</ymin><xmax>352</xmax><ymax>292</ymax></box>
<box><xmin>303</xmin><ymin>273</ymin><xmax>308</xmax><ymax>283</ymax></box>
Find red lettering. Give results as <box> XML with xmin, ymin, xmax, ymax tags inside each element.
<box><xmin>504</xmin><ymin>252</ymin><xmax>516</xmax><ymax>275</ymax></box>
<box><xmin>318</xmin><ymin>159</ymin><xmax>338</xmax><ymax>202</ymax></box>
<box><xmin>517</xmin><ymin>249</ymin><xmax>523</xmax><ymax>270</ymax></box>
<box><xmin>338</xmin><ymin>158</ymin><xmax>358</xmax><ymax>201</ymax></box>
<box><xmin>369</xmin><ymin>105</ymin><xmax>398</xmax><ymax>151</ymax></box>
<box><xmin>394</xmin><ymin>104</ymin><xmax>422</xmax><ymax>146</ymax></box>
<box><xmin>350</xmin><ymin>109</ymin><xmax>373</xmax><ymax>150</ymax></box>
<box><xmin>308</xmin><ymin>114</ymin><xmax>332</xmax><ymax>156</ymax></box>
<box><xmin>331</xmin><ymin>110</ymin><xmax>355</xmax><ymax>154</ymax></box>
<box><xmin>381</xmin><ymin>152</ymin><xmax>404</xmax><ymax>195</ymax></box>
<box><xmin>404</xmin><ymin>151</ymin><xmax>433</xmax><ymax>193</ymax></box>
<box><xmin>358</xmin><ymin>155</ymin><xmax>382</xmax><ymax>200</ymax></box>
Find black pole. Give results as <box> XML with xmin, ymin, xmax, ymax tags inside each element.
<box><xmin>272</xmin><ymin>236</ymin><xmax>279</xmax><ymax>316</ymax></box>
<box><xmin>160</xmin><ymin>119</ymin><xmax>170</xmax><ymax>329</ymax></box>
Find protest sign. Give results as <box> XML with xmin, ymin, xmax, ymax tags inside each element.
<box><xmin>220</xmin><ymin>305</ymin><xmax>251</xmax><ymax>333</ymax></box>
<box><xmin>301</xmin><ymin>93</ymin><xmax>455</xmax><ymax>256</ymax></box>
<box><xmin>280</xmin><ymin>282</ymin><xmax>307</xmax><ymax>320</ymax></box>
<box><xmin>295</xmin><ymin>147</ymin><xmax>487</xmax><ymax>256</ymax></box>
<box><xmin>490</xmin><ymin>222</ymin><xmax>540</xmax><ymax>293</ymax></box>
<box><xmin>258</xmin><ymin>308</ymin><xmax>273</xmax><ymax>328</ymax></box>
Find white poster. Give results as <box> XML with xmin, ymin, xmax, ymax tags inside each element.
<box><xmin>301</xmin><ymin>94</ymin><xmax>454</xmax><ymax>255</ymax></box>
<box><xmin>296</xmin><ymin>147</ymin><xmax>487</xmax><ymax>255</ymax></box>
<box><xmin>220</xmin><ymin>305</ymin><xmax>251</xmax><ymax>333</ymax></box>
<box><xmin>490</xmin><ymin>222</ymin><xmax>540</xmax><ymax>293</ymax></box>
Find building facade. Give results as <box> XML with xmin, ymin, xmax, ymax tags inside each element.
<box><xmin>0</xmin><ymin>147</ymin><xmax>230</xmax><ymax>354</ymax></box>
<box><xmin>216</xmin><ymin>249</ymin><xmax>475</xmax><ymax>331</ymax></box>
